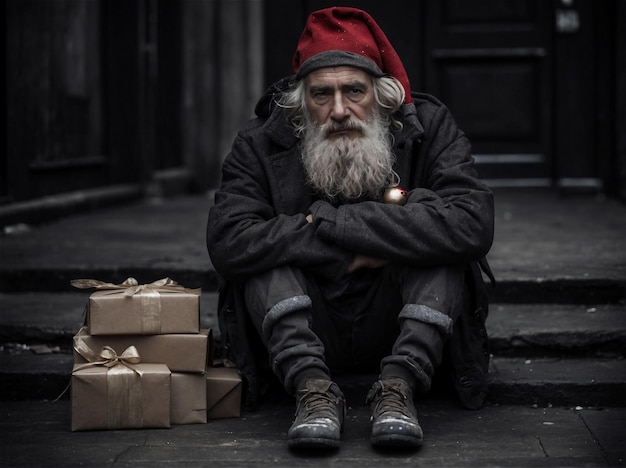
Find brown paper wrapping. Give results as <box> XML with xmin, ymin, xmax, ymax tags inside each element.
<box><xmin>73</xmin><ymin>327</ymin><xmax>211</xmax><ymax>373</ymax></box>
<box><xmin>171</xmin><ymin>373</ymin><xmax>207</xmax><ymax>425</ymax></box>
<box><xmin>206</xmin><ymin>367</ymin><xmax>242</xmax><ymax>419</ymax></box>
<box><xmin>71</xmin><ymin>363</ymin><xmax>171</xmax><ymax>431</ymax></box>
<box><xmin>72</xmin><ymin>277</ymin><xmax>201</xmax><ymax>335</ymax></box>
<box><xmin>87</xmin><ymin>289</ymin><xmax>199</xmax><ymax>335</ymax></box>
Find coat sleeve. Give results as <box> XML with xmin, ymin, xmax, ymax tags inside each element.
<box><xmin>309</xmin><ymin>103</ymin><xmax>494</xmax><ymax>266</ymax></box>
<box><xmin>207</xmin><ymin>131</ymin><xmax>353</xmax><ymax>282</ymax></box>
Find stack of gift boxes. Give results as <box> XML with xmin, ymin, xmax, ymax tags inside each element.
<box><xmin>69</xmin><ymin>278</ymin><xmax>241</xmax><ymax>431</ymax></box>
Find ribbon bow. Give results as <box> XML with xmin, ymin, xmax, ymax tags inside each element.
<box><xmin>98</xmin><ymin>345</ymin><xmax>141</xmax><ymax>368</ymax></box>
<box><xmin>71</xmin><ymin>334</ymin><xmax>149</xmax><ymax>429</ymax></box>
<box><xmin>73</xmin><ymin>334</ymin><xmax>143</xmax><ymax>375</ymax></box>
<box><xmin>71</xmin><ymin>277</ymin><xmax>200</xmax><ymax>296</ymax></box>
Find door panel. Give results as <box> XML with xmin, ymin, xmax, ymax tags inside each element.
<box><xmin>5</xmin><ymin>0</ymin><xmax>177</xmax><ymax>203</ymax></box>
<box><xmin>424</xmin><ymin>0</ymin><xmax>553</xmax><ymax>185</ymax></box>
<box><xmin>441</xmin><ymin>60</ymin><xmax>539</xmax><ymax>142</ymax></box>
<box><xmin>6</xmin><ymin>0</ymin><xmax>108</xmax><ymax>201</ymax></box>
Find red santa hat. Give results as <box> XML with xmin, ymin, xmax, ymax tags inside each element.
<box><xmin>292</xmin><ymin>7</ymin><xmax>413</xmax><ymax>104</ymax></box>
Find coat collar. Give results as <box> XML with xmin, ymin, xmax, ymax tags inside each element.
<box><xmin>263</xmin><ymin>104</ymin><xmax>299</xmax><ymax>149</ymax></box>
<box><xmin>395</xmin><ymin>101</ymin><xmax>424</xmax><ymax>145</ymax></box>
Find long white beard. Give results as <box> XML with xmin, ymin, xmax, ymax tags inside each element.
<box><xmin>301</xmin><ymin>112</ymin><xmax>397</xmax><ymax>200</ymax></box>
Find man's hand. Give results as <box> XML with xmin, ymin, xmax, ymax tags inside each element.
<box><xmin>347</xmin><ymin>254</ymin><xmax>389</xmax><ymax>273</ymax></box>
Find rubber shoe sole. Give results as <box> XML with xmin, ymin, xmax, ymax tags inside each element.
<box><xmin>288</xmin><ymin>436</ymin><xmax>341</xmax><ymax>449</ymax></box>
<box><xmin>371</xmin><ymin>432</ymin><xmax>423</xmax><ymax>448</ymax></box>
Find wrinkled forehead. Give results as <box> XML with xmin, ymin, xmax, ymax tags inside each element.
<box><xmin>303</xmin><ymin>66</ymin><xmax>373</xmax><ymax>89</ymax></box>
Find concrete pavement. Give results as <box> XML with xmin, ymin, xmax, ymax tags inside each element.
<box><xmin>1</xmin><ymin>397</ymin><xmax>625</xmax><ymax>467</ymax></box>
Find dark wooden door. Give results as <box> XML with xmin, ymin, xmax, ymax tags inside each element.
<box><xmin>423</xmin><ymin>0</ymin><xmax>554</xmax><ymax>186</ymax></box>
<box><xmin>5</xmin><ymin>0</ymin><xmax>108</xmax><ymax>202</ymax></box>
<box><xmin>5</xmin><ymin>0</ymin><xmax>183</xmax><ymax>204</ymax></box>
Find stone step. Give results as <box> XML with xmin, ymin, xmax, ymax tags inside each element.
<box><xmin>1</xmin><ymin>292</ymin><xmax>625</xmax><ymax>405</ymax></box>
<box><xmin>487</xmin><ymin>278</ymin><xmax>626</xmax><ymax>305</ymax></box>
<box><xmin>486</xmin><ymin>357</ymin><xmax>626</xmax><ymax>408</ymax></box>
<box><xmin>0</xmin><ymin>195</ymin><xmax>219</xmax><ymax>294</ymax></box>
<box><xmin>1</xmin><ymin>293</ymin><xmax>623</xmax><ymax>358</ymax></box>
<box><xmin>0</xmin><ymin>268</ymin><xmax>219</xmax><ymax>295</ymax></box>
<box><xmin>487</xmin><ymin>303</ymin><xmax>626</xmax><ymax>357</ymax></box>
<box><xmin>0</xmin><ymin>292</ymin><xmax>220</xmax><ymax>349</ymax></box>
<box><xmin>1</xmin><ymin>350</ymin><xmax>624</xmax><ymax>407</ymax></box>
<box><xmin>1</xmin><ymin>191</ymin><xmax>624</xmax><ymax>305</ymax></box>
<box><xmin>1</xmin><ymin>269</ymin><xmax>624</xmax><ymax>304</ymax></box>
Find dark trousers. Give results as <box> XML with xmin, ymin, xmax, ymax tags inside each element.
<box><xmin>244</xmin><ymin>264</ymin><xmax>465</xmax><ymax>394</ymax></box>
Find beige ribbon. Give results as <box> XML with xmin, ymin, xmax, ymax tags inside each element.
<box><xmin>71</xmin><ymin>277</ymin><xmax>200</xmax><ymax>296</ymax></box>
<box><xmin>73</xmin><ymin>335</ymin><xmax>144</xmax><ymax>428</ymax></box>
<box><xmin>106</xmin><ymin>365</ymin><xmax>143</xmax><ymax>428</ymax></box>
<box><xmin>73</xmin><ymin>341</ymin><xmax>143</xmax><ymax>374</ymax></box>
<box><xmin>71</xmin><ymin>277</ymin><xmax>200</xmax><ymax>334</ymax></box>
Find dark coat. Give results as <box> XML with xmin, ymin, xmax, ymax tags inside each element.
<box><xmin>207</xmin><ymin>77</ymin><xmax>495</xmax><ymax>410</ymax></box>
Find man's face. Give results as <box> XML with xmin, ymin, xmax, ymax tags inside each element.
<box><xmin>300</xmin><ymin>66</ymin><xmax>395</xmax><ymax>200</ymax></box>
<box><xmin>303</xmin><ymin>66</ymin><xmax>375</xmax><ymax>139</ymax></box>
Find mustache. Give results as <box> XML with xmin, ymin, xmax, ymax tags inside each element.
<box><xmin>323</xmin><ymin>119</ymin><xmax>366</xmax><ymax>137</ymax></box>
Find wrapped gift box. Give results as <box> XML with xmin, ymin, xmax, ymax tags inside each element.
<box><xmin>86</xmin><ymin>288</ymin><xmax>200</xmax><ymax>335</ymax></box>
<box><xmin>73</xmin><ymin>327</ymin><xmax>212</xmax><ymax>373</ymax></box>
<box><xmin>71</xmin><ymin>363</ymin><xmax>171</xmax><ymax>431</ymax></box>
<box><xmin>171</xmin><ymin>373</ymin><xmax>207</xmax><ymax>425</ymax></box>
<box><xmin>206</xmin><ymin>367</ymin><xmax>242</xmax><ymax>419</ymax></box>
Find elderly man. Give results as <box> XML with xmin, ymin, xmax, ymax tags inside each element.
<box><xmin>207</xmin><ymin>7</ymin><xmax>494</xmax><ymax>450</ymax></box>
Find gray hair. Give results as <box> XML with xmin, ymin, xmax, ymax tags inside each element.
<box><xmin>277</xmin><ymin>75</ymin><xmax>405</xmax><ymax>138</ymax></box>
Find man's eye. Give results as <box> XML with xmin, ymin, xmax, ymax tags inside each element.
<box><xmin>347</xmin><ymin>88</ymin><xmax>365</xmax><ymax>101</ymax></box>
<box><xmin>312</xmin><ymin>91</ymin><xmax>330</xmax><ymax>103</ymax></box>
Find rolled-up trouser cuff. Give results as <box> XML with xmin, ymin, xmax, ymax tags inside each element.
<box><xmin>260</xmin><ymin>295</ymin><xmax>328</xmax><ymax>394</ymax></box>
<box><xmin>274</xmin><ymin>343</ymin><xmax>328</xmax><ymax>394</ymax></box>
<box><xmin>381</xmin><ymin>303</ymin><xmax>454</xmax><ymax>393</ymax></box>
<box><xmin>261</xmin><ymin>295</ymin><xmax>312</xmax><ymax>340</ymax></box>
<box><xmin>381</xmin><ymin>360</ymin><xmax>431</xmax><ymax>393</ymax></box>
<box><xmin>399</xmin><ymin>303</ymin><xmax>453</xmax><ymax>336</ymax></box>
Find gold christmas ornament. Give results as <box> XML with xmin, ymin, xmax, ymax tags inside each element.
<box><xmin>383</xmin><ymin>186</ymin><xmax>408</xmax><ymax>205</ymax></box>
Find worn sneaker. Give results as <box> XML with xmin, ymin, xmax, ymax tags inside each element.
<box><xmin>287</xmin><ymin>379</ymin><xmax>345</xmax><ymax>449</ymax></box>
<box><xmin>366</xmin><ymin>378</ymin><xmax>423</xmax><ymax>447</ymax></box>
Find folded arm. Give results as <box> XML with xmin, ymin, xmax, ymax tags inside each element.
<box><xmin>308</xmin><ymin>105</ymin><xmax>494</xmax><ymax>267</ymax></box>
<box><xmin>207</xmin><ymin>134</ymin><xmax>353</xmax><ymax>282</ymax></box>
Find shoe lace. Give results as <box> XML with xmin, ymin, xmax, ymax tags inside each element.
<box><xmin>369</xmin><ymin>382</ymin><xmax>412</xmax><ymax>419</ymax></box>
<box><xmin>297</xmin><ymin>388</ymin><xmax>338</xmax><ymax>420</ymax></box>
